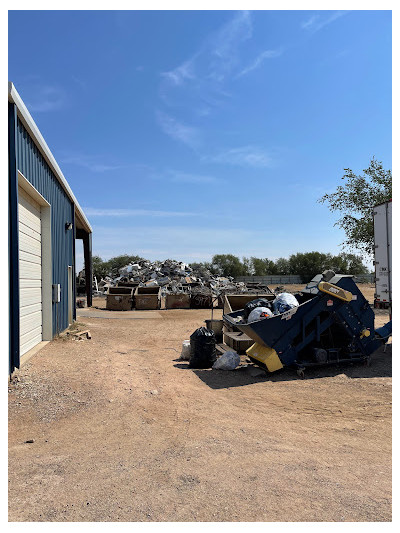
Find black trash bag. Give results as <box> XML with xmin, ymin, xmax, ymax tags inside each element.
<box><xmin>243</xmin><ymin>298</ymin><xmax>273</xmax><ymax>320</ymax></box>
<box><xmin>189</xmin><ymin>327</ymin><xmax>217</xmax><ymax>368</ymax></box>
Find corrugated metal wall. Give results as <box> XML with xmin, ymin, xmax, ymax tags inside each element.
<box><xmin>15</xmin><ymin>116</ymin><xmax>74</xmax><ymax>336</ymax></box>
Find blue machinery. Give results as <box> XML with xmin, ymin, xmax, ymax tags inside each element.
<box><xmin>223</xmin><ymin>272</ymin><xmax>392</xmax><ymax>377</ymax></box>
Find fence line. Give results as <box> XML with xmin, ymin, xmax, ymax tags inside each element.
<box><xmin>236</xmin><ymin>275</ymin><xmax>302</xmax><ymax>284</ymax></box>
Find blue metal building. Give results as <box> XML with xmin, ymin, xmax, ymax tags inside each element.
<box><xmin>8</xmin><ymin>82</ymin><xmax>93</xmax><ymax>374</ymax></box>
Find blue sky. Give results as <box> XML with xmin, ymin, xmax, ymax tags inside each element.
<box><xmin>8</xmin><ymin>10</ymin><xmax>392</xmax><ymax>269</ymax></box>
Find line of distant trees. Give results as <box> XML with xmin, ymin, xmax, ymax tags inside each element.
<box><xmin>91</xmin><ymin>251</ymin><xmax>369</xmax><ymax>283</ymax></box>
<box><xmin>189</xmin><ymin>252</ymin><xmax>369</xmax><ymax>282</ymax></box>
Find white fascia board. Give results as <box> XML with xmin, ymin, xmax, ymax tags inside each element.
<box><xmin>8</xmin><ymin>82</ymin><xmax>92</xmax><ymax>234</ymax></box>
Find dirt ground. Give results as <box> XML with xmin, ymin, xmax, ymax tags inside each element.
<box><xmin>8</xmin><ymin>284</ymin><xmax>391</xmax><ymax>522</ymax></box>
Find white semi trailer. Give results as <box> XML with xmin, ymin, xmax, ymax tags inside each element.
<box><xmin>373</xmin><ymin>200</ymin><xmax>392</xmax><ymax>309</ymax></box>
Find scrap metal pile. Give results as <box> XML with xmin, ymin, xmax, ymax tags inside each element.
<box><xmin>91</xmin><ymin>259</ymin><xmax>272</xmax><ymax>301</ymax></box>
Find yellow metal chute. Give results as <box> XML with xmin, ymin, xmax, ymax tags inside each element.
<box><xmin>246</xmin><ymin>343</ymin><xmax>283</xmax><ymax>372</ymax></box>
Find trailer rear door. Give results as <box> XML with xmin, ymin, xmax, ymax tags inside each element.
<box><xmin>373</xmin><ymin>201</ymin><xmax>392</xmax><ymax>306</ymax></box>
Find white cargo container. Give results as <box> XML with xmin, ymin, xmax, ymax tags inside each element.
<box><xmin>373</xmin><ymin>200</ymin><xmax>392</xmax><ymax>308</ymax></box>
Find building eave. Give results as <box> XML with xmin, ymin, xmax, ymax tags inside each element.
<box><xmin>8</xmin><ymin>81</ymin><xmax>92</xmax><ymax>234</ymax></box>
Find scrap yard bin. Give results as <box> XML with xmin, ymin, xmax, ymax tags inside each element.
<box><xmin>117</xmin><ymin>282</ymin><xmax>139</xmax><ymax>307</ymax></box>
<box><xmin>223</xmin><ymin>272</ymin><xmax>392</xmax><ymax>375</ymax></box>
<box><xmin>190</xmin><ymin>292</ymin><xmax>213</xmax><ymax>309</ymax></box>
<box><xmin>163</xmin><ymin>292</ymin><xmax>190</xmax><ymax>309</ymax></box>
<box><xmin>106</xmin><ymin>287</ymin><xmax>134</xmax><ymax>311</ymax></box>
<box><xmin>135</xmin><ymin>286</ymin><xmax>160</xmax><ymax>310</ymax></box>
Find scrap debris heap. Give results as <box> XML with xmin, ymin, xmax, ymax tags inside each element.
<box><xmin>84</xmin><ymin>259</ymin><xmax>272</xmax><ymax>300</ymax></box>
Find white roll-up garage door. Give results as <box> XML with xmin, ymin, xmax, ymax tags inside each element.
<box><xmin>18</xmin><ymin>186</ymin><xmax>43</xmax><ymax>355</ymax></box>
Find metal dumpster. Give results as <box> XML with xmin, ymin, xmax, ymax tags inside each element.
<box><xmin>117</xmin><ymin>282</ymin><xmax>139</xmax><ymax>307</ymax></box>
<box><xmin>135</xmin><ymin>286</ymin><xmax>160</xmax><ymax>310</ymax></box>
<box><xmin>163</xmin><ymin>292</ymin><xmax>191</xmax><ymax>309</ymax></box>
<box><xmin>106</xmin><ymin>287</ymin><xmax>134</xmax><ymax>311</ymax></box>
<box><xmin>190</xmin><ymin>290</ymin><xmax>213</xmax><ymax>309</ymax></box>
<box><xmin>223</xmin><ymin>272</ymin><xmax>391</xmax><ymax>376</ymax></box>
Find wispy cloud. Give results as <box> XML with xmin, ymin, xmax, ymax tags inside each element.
<box><xmin>301</xmin><ymin>11</ymin><xmax>347</xmax><ymax>33</ymax></box>
<box><xmin>319</xmin><ymin>49</ymin><xmax>349</xmax><ymax>66</ymax></box>
<box><xmin>26</xmin><ymin>85</ymin><xmax>66</xmax><ymax>112</ymax></box>
<box><xmin>72</xmin><ymin>76</ymin><xmax>87</xmax><ymax>90</ymax></box>
<box><xmin>213</xmin><ymin>10</ymin><xmax>252</xmax><ymax>59</ymax></box>
<box><xmin>237</xmin><ymin>48</ymin><xmax>284</xmax><ymax>78</ymax></box>
<box><xmin>209</xmin><ymin>10</ymin><xmax>253</xmax><ymax>82</ymax></box>
<box><xmin>157</xmin><ymin>12</ymin><xmax>285</xmax><ymax>149</ymax></box>
<box><xmin>196</xmin><ymin>106</ymin><xmax>212</xmax><ymax>117</ymax></box>
<box><xmin>162</xmin><ymin>11</ymin><xmax>253</xmax><ymax>88</ymax></box>
<box><xmin>61</xmin><ymin>154</ymin><xmax>123</xmax><ymax>173</ymax></box>
<box><xmin>301</xmin><ymin>14</ymin><xmax>320</xmax><ymax>30</ymax></box>
<box><xmin>83</xmin><ymin>208</ymin><xmax>197</xmax><ymax>218</ymax></box>
<box><xmin>169</xmin><ymin>171</ymin><xmax>224</xmax><ymax>184</ymax></box>
<box><xmin>161</xmin><ymin>57</ymin><xmax>197</xmax><ymax>86</ymax></box>
<box><xmin>156</xmin><ymin>111</ymin><xmax>201</xmax><ymax>148</ymax></box>
<box><xmin>159</xmin><ymin>11</ymin><xmax>256</xmax><ymax>114</ymax></box>
<box><xmin>211</xmin><ymin>146</ymin><xmax>273</xmax><ymax>168</ymax></box>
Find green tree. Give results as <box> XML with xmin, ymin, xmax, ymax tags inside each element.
<box><xmin>318</xmin><ymin>158</ymin><xmax>392</xmax><ymax>255</ymax></box>
<box><xmin>250</xmin><ymin>257</ymin><xmax>278</xmax><ymax>275</ymax></box>
<box><xmin>242</xmin><ymin>257</ymin><xmax>253</xmax><ymax>276</ymax></box>
<box><xmin>287</xmin><ymin>251</ymin><xmax>368</xmax><ymax>282</ymax></box>
<box><xmin>288</xmin><ymin>252</ymin><xmax>332</xmax><ymax>282</ymax></box>
<box><xmin>274</xmin><ymin>257</ymin><xmax>290</xmax><ymax>275</ymax></box>
<box><xmin>250</xmin><ymin>257</ymin><xmax>265</xmax><ymax>276</ymax></box>
<box><xmin>343</xmin><ymin>253</ymin><xmax>369</xmax><ymax>275</ymax></box>
<box><xmin>211</xmin><ymin>254</ymin><xmax>246</xmax><ymax>278</ymax></box>
<box><xmin>92</xmin><ymin>255</ymin><xmax>108</xmax><ymax>280</ymax></box>
<box><xmin>328</xmin><ymin>253</ymin><xmax>368</xmax><ymax>275</ymax></box>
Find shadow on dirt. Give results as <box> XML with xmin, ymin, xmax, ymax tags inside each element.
<box><xmin>174</xmin><ymin>362</ymin><xmax>191</xmax><ymax>369</ymax></box>
<box><xmin>175</xmin><ymin>344</ymin><xmax>392</xmax><ymax>389</ymax></box>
